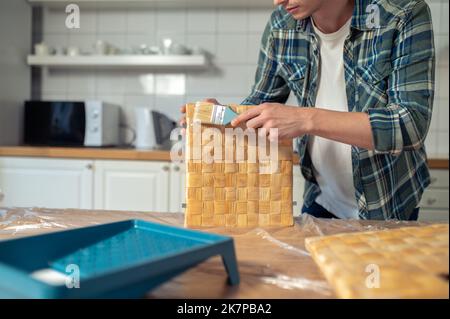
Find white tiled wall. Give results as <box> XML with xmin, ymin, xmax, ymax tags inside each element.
<box><xmin>39</xmin><ymin>2</ymin><xmax>448</xmax><ymax>157</ymax></box>
<box><xmin>40</xmin><ymin>7</ymin><xmax>272</xmax><ymax>144</ymax></box>
<box><xmin>0</xmin><ymin>0</ymin><xmax>30</xmax><ymax>145</ymax></box>
<box><xmin>425</xmin><ymin>0</ymin><xmax>449</xmax><ymax>158</ymax></box>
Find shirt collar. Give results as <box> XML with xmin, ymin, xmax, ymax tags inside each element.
<box><xmin>295</xmin><ymin>0</ymin><xmax>386</xmax><ymax>33</ymax></box>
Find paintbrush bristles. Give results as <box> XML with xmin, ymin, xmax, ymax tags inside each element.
<box><xmin>193</xmin><ymin>102</ymin><xmax>215</xmax><ymax>124</ymax></box>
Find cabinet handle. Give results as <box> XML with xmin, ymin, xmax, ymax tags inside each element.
<box><xmin>173</xmin><ymin>166</ymin><xmax>180</xmax><ymax>172</ymax></box>
<box><xmin>430</xmin><ymin>177</ymin><xmax>438</xmax><ymax>185</ymax></box>
<box><xmin>0</xmin><ymin>189</ymin><xmax>4</xmax><ymax>202</ymax></box>
<box><xmin>162</xmin><ymin>166</ymin><xmax>170</xmax><ymax>172</ymax></box>
<box><xmin>86</xmin><ymin>164</ymin><xmax>93</xmax><ymax>170</ymax></box>
<box><xmin>427</xmin><ymin>198</ymin><xmax>437</xmax><ymax>206</ymax></box>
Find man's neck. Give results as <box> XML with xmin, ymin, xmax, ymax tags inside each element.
<box><xmin>312</xmin><ymin>0</ymin><xmax>354</xmax><ymax>34</ymax></box>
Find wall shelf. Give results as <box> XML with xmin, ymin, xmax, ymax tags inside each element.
<box><xmin>27</xmin><ymin>0</ymin><xmax>273</xmax><ymax>9</ymax></box>
<box><xmin>27</xmin><ymin>54</ymin><xmax>208</xmax><ymax>69</ymax></box>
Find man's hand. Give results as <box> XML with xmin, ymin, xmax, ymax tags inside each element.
<box><xmin>231</xmin><ymin>103</ymin><xmax>314</xmax><ymax>141</ymax></box>
<box><xmin>180</xmin><ymin>100</ymin><xmax>374</xmax><ymax>149</ymax></box>
<box><xmin>179</xmin><ymin>98</ymin><xmax>220</xmax><ymax>134</ymax></box>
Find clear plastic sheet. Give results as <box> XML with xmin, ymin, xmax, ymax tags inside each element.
<box><xmin>0</xmin><ymin>207</ymin><xmax>428</xmax><ymax>298</ymax></box>
<box><xmin>0</xmin><ymin>207</ymin><xmax>183</xmax><ymax>238</ymax></box>
<box><xmin>0</xmin><ymin>207</ymin><xmax>70</xmax><ymax>234</ymax></box>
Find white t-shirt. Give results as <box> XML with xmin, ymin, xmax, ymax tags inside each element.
<box><xmin>307</xmin><ymin>18</ymin><xmax>359</xmax><ymax>219</ymax></box>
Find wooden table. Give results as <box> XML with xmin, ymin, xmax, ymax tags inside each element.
<box><xmin>0</xmin><ymin>207</ymin><xmax>443</xmax><ymax>298</ymax></box>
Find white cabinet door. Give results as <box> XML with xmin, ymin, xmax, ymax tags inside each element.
<box><xmin>293</xmin><ymin>166</ymin><xmax>304</xmax><ymax>216</ymax></box>
<box><xmin>428</xmin><ymin>169</ymin><xmax>449</xmax><ymax>189</ymax></box>
<box><xmin>94</xmin><ymin>160</ymin><xmax>170</xmax><ymax>212</ymax></box>
<box><xmin>419</xmin><ymin>169</ymin><xmax>449</xmax><ymax>222</ymax></box>
<box><xmin>420</xmin><ymin>189</ymin><xmax>450</xmax><ymax>210</ymax></box>
<box><xmin>0</xmin><ymin>157</ymin><xmax>93</xmax><ymax>209</ymax></box>
<box><xmin>419</xmin><ymin>210</ymin><xmax>449</xmax><ymax>222</ymax></box>
<box><xmin>169</xmin><ymin>162</ymin><xmax>186</xmax><ymax>213</ymax></box>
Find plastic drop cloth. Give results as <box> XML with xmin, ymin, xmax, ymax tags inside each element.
<box><xmin>0</xmin><ymin>206</ymin><xmax>429</xmax><ymax>298</ymax></box>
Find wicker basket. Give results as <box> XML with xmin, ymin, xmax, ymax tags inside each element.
<box><xmin>184</xmin><ymin>103</ymin><xmax>294</xmax><ymax>227</ymax></box>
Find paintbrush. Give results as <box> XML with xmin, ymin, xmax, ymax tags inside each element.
<box><xmin>193</xmin><ymin>102</ymin><xmax>239</xmax><ymax>126</ymax></box>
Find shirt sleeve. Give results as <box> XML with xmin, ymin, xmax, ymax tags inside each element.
<box><xmin>368</xmin><ymin>1</ymin><xmax>436</xmax><ymax>155</ymax></box>
<box><xmin>241</xmin><ymin>12</ymin><xmax>291</xmax><ymax>106</ymax></box>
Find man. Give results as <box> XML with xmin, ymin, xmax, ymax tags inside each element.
<box><xmin>181</xmin><ymin>0</ymin><xmax>435</xmax><ymax>220</ymax></box>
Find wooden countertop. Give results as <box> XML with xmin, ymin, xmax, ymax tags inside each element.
<box><xmin>0</xmin><ymin>208</ymin><xmax>440</xmax><ymax>298</ymax></box>
<box><xmin>0</xmin><ymin>146</ymin><xmax>448</xmax><ymax>169</ymax></box>
<box><xmin>0</xmin><ymin>146</ymin><xmax>172</xmax><ymax>161</ymax></box>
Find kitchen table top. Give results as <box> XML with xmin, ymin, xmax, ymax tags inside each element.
<box><xmin>0</xmin><ymin>207</ymin><xmax>443</xmax><ymax>298</ymax></box>
<box><xmin>0</xmin><ymin>146</ymin><xmax>448</xmax><ymax>169</ymax></box>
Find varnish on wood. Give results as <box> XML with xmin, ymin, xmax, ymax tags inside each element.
<box><xmin>185</xmin><ymin>103</ymin><xmax>295</xmax><ymax>227</ymax></box>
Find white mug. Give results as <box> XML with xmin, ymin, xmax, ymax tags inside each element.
<box><xmin>94</xmin><ymin>40</ymin><xmax>109</xmax><ymax>55</ymax></box>
<box><xmin>34</xmin><ymin>43</ymin><xmax>50</xmax><ymax>56</ymax></box>
<box><xmin>66</xmin><ymin>46</ymin><xmax>80</xmax><ymax>56</ymax></box>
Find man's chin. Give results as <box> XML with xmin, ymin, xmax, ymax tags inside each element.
<box><xmin>290</xmin><ymin>12</ymin><xmax>310</xmax><ymax>21</ymax></box>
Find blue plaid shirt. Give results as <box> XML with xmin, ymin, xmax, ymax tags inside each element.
<box><xmin>242</xmin><ymin>0</ymin><xmax>435</xmax><ymax>220</ymax></box>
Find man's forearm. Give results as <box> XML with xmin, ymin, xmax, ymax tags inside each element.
<box><xmin>307</xmin><ymin>108</ymin><xmax>375</xmax><ymax>150</ymax></box>
<box><xmin>231</xmin><ymin>103</ymin><xmax>376</xmax><ymax>149</ymax></box>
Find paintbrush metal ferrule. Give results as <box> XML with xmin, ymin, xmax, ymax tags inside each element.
<box><xmin>193</xmin><ymin>102</ymin><xmax>238</xmax><ymax>125</ymax></box>
<box><xmin>210</xmin><ymin>104</ymin><xmax>227</xmax><ymax>125</ymax></box>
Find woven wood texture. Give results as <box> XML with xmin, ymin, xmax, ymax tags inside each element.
<box><xmin>185</xmin><ymin>103</ymin><xmax>294</xmax><ymax>227</ymax></box>
<box><xmin>305</xmin><ymin>224</ymin><xmax>449</xmax><ymax>298</ymax></box>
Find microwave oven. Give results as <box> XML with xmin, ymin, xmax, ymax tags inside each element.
<box><xmin>24</xmin><ymin>100</ymin><xmax>120</xmax><ymax>147</ymax></box>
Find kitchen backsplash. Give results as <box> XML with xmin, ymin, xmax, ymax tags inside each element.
<box><xmin>39</xmin><ymin>6</ymin><xmax>269</xmax><ymax>144</ymax></box>
<box><xmin>426</xmin><ymin>0</ymin><xmax>449</xmax><ymax>158</ymax></box>
<box><xmin>37</xmin><ymin>1</ymin><xmax>448</xmax><ymax>157</ymax></box>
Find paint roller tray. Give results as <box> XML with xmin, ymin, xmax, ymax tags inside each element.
<box><xmin>0</xmin><ymin>220</ymin><xmax>239</xmax><ymax>298</ymax></box>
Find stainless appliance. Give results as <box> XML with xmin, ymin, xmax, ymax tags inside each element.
<box><xmin>24</xmin><ymin>100</ymin><xmax>120</xmax><ymax>147</ymax></box>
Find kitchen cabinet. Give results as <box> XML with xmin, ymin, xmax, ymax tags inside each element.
<box><xmin>169</xmin><ymin>162</ymin><xmax>186</xmax><ymax>213</ymax></box>
<box><xmin>293</xmin><ymin>166</ymin><xmax>304</xmax><ymax>216</ymax></box>
<box><xmin>1</xmin><ymin>156</ymin><xmax>448</xmax><ymax>221</ymax></box>
<box><xmin>94</xmin><ymin>160</ymin><xmax>170</xmax><ymax>212</ymax></box>
<box><xmin>0</xmin><ymin>157</ymin><xmax>179</xmax><ymax>213</ymax></box>
<box><xmin>419</xmin><ymin>169</ymin><xmax>449</xmax><ymax>222</ymax></box>
<box><xmin>0</xmin><ymin>157</ymin><xmax>93</xmax><ymax>209</ymax></box>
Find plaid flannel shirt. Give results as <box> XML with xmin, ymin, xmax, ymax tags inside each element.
<box><xmin>241</xmin><ymin>0</ymin><xmax>435</xmax><ymax>220</ymax></box>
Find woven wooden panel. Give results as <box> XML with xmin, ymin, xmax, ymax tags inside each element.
<box><xmin>184</xmin><ymin>103</ymin><xmax>294</xmax><ymax>227</ymax></box>
<box><xmin>305</xmin><ymin>224</ymin><xmax>449</xmax><ymax>298</ymax></box>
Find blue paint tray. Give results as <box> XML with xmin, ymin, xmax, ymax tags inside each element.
<box><xmin>0</xmin><ymin>219</ymin><xmax>239</xmax><ymax>298</ymax></box>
